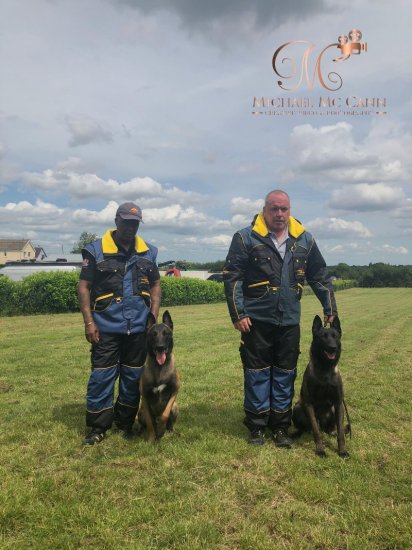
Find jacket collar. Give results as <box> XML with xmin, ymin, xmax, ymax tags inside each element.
<box><xmin>252</xmin><ymin>212</ymin><xmax>305</xmax><ymax>239</ymax></box>
<box><xmin>101</xmin><ymin>229</ymin><xmax>149</xmax><ymax>254</ymax></box>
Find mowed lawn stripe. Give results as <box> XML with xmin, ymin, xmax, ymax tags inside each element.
<box><xmin>0</xmin><ymin>288</ymin><xmax>411</xmax><ymax>549</ymax></box>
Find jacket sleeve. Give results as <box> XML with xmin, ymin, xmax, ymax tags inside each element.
<box><xmin>305</xmin><ymin>239</ymin><xmax>337</xmax><ymax>316</ymax></box>
<box><xmin>223</xmin><ymin>231</ymin><xmax>249</xmax><ymax>323</ymax></box>
<box><xmin>148</xmin><ymin>245</ymin><xmax>160</xmax><ymax>282</ymax></box>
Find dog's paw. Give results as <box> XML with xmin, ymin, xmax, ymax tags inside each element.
<box><xmin>315</xmin><ymin>449</ymin><xmax>327</xmax><ymax>458</ymax></box>
<box><xmin>338</xmin><ymin>450</ymin><xmax>350</xmax><ymax>459</ymax></box>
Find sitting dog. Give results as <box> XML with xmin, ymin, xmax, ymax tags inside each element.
<box><xmin>138</xmin><ymin>310</ymin><xmax>180</xmax><ymax>442</ymax></box>
<box><xmin>292</xmin><ymin>315</ymin><xmax>351</xmax><ymax>458</ymax></box>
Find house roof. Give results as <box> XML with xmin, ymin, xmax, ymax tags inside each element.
<box><xmin>34</xmin><ymin>246</ymin><xmax>47</xmax><ymax>258</ymax></box>
<box><xmin>0</xmin><ymin>239</ymin><xmax>33</xmax><ymax>252</ymax></box>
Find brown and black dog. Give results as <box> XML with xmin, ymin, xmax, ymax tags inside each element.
<box><xmin>138</xmin><ymin>310</ymin><xmax>180</xmax><ymax>442</ymax></box>
<box><xmin>292</xmin><ymin>315</ymin><xmax>351</xmax><ymax>458</ymax></box>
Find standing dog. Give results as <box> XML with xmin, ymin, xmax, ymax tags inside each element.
<box><xmin>138</xmin><ymin>310</ymin><xmax>180</xmax><ymax>442</ymax></box>
<box><xmin>292</xmin><ymin>315</ymin><xmax>351</xmax><ymax>458</ymax></box>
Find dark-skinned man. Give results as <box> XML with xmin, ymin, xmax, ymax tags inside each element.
<box><xmin>78</xmin><ymin>202</ymin><xmax>161</xmax><ymax>445</ymax></box>
<box><xmin>224</xmin><ymin>190</ymin><xmax>337</xmax><ymax>448</ymax></box>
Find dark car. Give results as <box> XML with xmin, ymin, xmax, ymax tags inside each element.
<box><xmin>207</xmin><ymin>273</ymin><xmax>224</xmax><ymax>283</ymax></box>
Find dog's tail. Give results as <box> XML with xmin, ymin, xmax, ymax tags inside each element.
<box><xmin>343</xmin><ymin>399</ymin><xmax>352</xmax><ymax>438</ymax></box>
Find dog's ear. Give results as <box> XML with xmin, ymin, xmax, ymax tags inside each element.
<box><xmin>162</xmin><ymin>310</ymin><xmax>173</xmax><ymax>331</ymax></box>
<box><xmin>332</xmin><ymin>316</ymin><xmax>341</xmax><ymax>335</ymax></box>
<box><xmin>146</xmin><ymin>312</ymin><xmax>156</xmax><ymax>330</ymax></box>
<box><xmin>312</xmin><ymin>315</ymin><xmax>323</xmax><ymax>334</ymax></box>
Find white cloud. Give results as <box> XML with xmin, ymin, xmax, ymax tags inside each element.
<box><xmin>230</xmin><ymin>196</ymin><xmax>264</xmax><ymax>214</ymax></box>
<box><xmin>329</xmin><ymin>183</ymin><xmax>405</xmax><ymax>211</ymax></box>
<box><xmin>285</xmin><ymin>122</ymin><xmax>409</xmax><ymax>185</ymax></box>
<box><xmin>65</xmin><ymin>114</ymin><xmax>113</xmax><ymax>147</ymax></box>
<box><xmin>1</xmin><ymin>1</ymin><xmax>411</xmax><ymax>264</ymax></box>
<box><xmin>202</xmin><ymin>234</ymin><xmax>232</xmax><ymax>248</ymax></box>
<box><xmin>0</xmin><ymin>200</ymin><xmax>66</xmax><ymax>231</ymax></box>
<box><xmin>230</xmin><ymin>196</ymin><xmax>263</xmax><ymax>227</ymax></box>
<box><xmin>56</xmin><ymin>156</ymin><xmax>95</xmax><ymax>172</ymax></box>
<box><xmin>291</xmin><ymin>122</ymin><xmax>368</xmax><ymax>169</ymax></box>
<box><xmin>393</xmin><ymin>198</ymin><xmax>412</xmax><ymax>221</ymax></box>
<box><xmin>72</xmin><ymin>202</ymin><xmax>231</xmax><ymax>235</ymax></box>
<box><xmin>366</xmin><ymin>120</ymin><xmax>412</xmax><ymax>168</ymax></box>
<box><xmin>176</xmin><ymin>234</ymin><xmax>232</xmax><ymax>249</ymax></box>
<box><xmin>21</xmin><ymin>168</ymin><xmax>204</xmax><ymax>206</ymax></box>
<box><xmin>306</xmin><ymin>217</ymin><xmax>372</xmax><ymax>239</ymax></box>
<box><xmin>72</xmin><ymin>201</ymin><xmax>119</xmax><ymax>224</ymax></box>
<box><xmin>324</xmin><ymin>241</ymin><xmax>408</xmax><ymax>258</ymax></box>
<box><xmin>323</xmin><ymin>242</ymin><xmax>370</xmax><ymax>254</ymax></box>
<box><xmin>381</xmin><ymin>244</ymin><xmax>408</xmax><ymax>255</ymax></box>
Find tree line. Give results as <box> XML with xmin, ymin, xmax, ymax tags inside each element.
<box><xmin>69</xmin><ymin>235</ymin><xmax>412</xmax><ymax>288</ymax></box>
<box><xmin>328</xmin><ymin>263</ymin><xmax>412</xmax><ymax>287</ymax></box>
<box><xmin>186</xmin><ymin>260</ymin><xmax>412</xmax><ymax>288</ymax></box>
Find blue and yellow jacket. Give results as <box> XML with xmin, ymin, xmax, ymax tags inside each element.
<box><xmin>223</xmin><ymin>214</ymin><xmax>337</xmax><ymax>326</ymax></box>
<box><xmin>84</xmin><ymin>230</ymin><xmax>159</xmax><ymax>334</ymax></box>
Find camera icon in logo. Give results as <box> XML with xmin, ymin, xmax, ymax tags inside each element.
<box><xmin>334</xmin><ymin>29</ymin><xmax>367</xmax><ymax>61</ymax></box>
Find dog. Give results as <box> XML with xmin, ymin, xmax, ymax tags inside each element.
<box><xmin>292</xmin><ymin>315</ymin><xmax>351</xmax><ymax>458</ymax></box>
<box><xmin>138</xmin><ymin>310</ymin><xmax>180</xmax><ymax>442</ymax></box>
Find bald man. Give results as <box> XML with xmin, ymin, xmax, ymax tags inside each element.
<box><xmin>224</xmin><ymin>190</ymin><xmax>337</xmax><ymax>447</ymax></box>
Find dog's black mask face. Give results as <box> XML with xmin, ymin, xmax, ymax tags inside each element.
<box><xmin>311</xmin><ymin>315</ymin><xmax>342</xmax><ymax>366</ymax></box>
<box><xmin>146</xmin><ymin>310</ymin><xmax>174</xmax><ymax>366</ymax></box>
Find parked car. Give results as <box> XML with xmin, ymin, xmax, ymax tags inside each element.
<box><xmin>165</xmin><ymin>268</ymin><xmax>181</xmax><ymax>277</ymax></box>
<box><xmin>207</xmin><ymin>273</ymin><xmax>224</xmax><ymax>283</ymax></box>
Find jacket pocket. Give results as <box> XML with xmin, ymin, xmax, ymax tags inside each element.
<box><xmin>93</xmin><ymin>293</ymin><xmax>115</xmax><ymax>312</ymax></box>
<box><xmin>133</xmin><ymin>258</ymin><xmax>154</xmax><ymax>297</ymax></box>
<box><xmin>95</xmin><ymin>259</ymin><xmax>123</xmax><ymax>295</ymax></box>
<box><xmin>250</xmin><ymin>247</ymin><xmax>274</xmax><ymax>278</ymax></box>
<box><xmin>246</xmin><ymin>280</ymin><xmax>271</xmax><ymax>299</ymax></box>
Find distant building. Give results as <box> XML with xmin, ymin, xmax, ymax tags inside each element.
<box><xmin>0</xmin><ymin>239</ymin><xmax>36</xmax><ymax>262</ymax></box>
<box><xmin>34</xmin><ymin>246</ymin><xmax>47</xmax><ymax>261</ymax></box>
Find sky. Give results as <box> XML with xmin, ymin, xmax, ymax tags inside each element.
<box><xmin>1</xmin><ymin>0</ymin><xmax>411</xmax><ymax>264</ymax></box>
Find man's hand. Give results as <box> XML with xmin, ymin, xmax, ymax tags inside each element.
<box><xmin>324</xmin><ymin>315</ymin><xmax>335</xmax><ymax>325</ymax></box>
<box><xmin>234</xmin><ymin>317</ymin><xmax>252</xmax><ymax>333</ymax></box>
<box><xmin>85</xmin><ymin>321</ymin><xmax>100</xmax><ymax>344</ymax></box>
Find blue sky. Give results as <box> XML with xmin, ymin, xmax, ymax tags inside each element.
<box><xmin>1</xmin><ymin>0</ymin><xmax>411</xmax><ymax>264</ymax></box>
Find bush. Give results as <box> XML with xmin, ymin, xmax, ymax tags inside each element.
<box><xmin>0</xmin><ymin>273</ymin><xmax>226</xmax><ymax>316</ymax></box>
<box><xmin>19</xmin><ymin>272</ymin><xmax>80</xmax><ymax>314</ymax></box>
<box><xmin>0</xmin><ymin>276</ymin><xmax>19</xmax><ymax>316</ymax></box>
<box><xmin>0</xmin><ymin>273</ymin><xmax>356</xmax><ymax>317</ymax></box>
<box><xmin>0</xmin><ymin>272</ymin><xmax>80</xmax><ymax>316</ymax></box>
<box><xmin>332</xmin><ymin>279</ymin><xmax>358</xmax><ymax>291</ymax></box>
<box><xmin>302</xmin><ymin>279</ymin><xmax>358</xmax><ymax>296</ymax></box>
<box><xmin>160</xmin><ymin>277</ymin><xmax>225</xmax><ymax>306</ymax></box>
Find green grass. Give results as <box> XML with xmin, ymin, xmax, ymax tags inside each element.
<box><xmin>0</xmin><ymin>288</ymin><xmax>411</xmax><ymax>549</ymax></box>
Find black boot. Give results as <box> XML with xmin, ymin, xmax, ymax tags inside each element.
<box><xmin>247</xmin><ymin>428</ymin><xmax>266</xmax><ymax>446</ymax></box>
<box><xmin>83</xmin><ymin>429</ymin><xmax>106</xmax><ymax>446</ymax></box>
<box><xmin>273</xmin><ymin>429</ymin><xmax>292</xmax><ymax>448</ymax></box>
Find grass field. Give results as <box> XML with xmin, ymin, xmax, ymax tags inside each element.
<box><xmin>0</xmin><ymin>288</ymin><xmax>411</xmax><ymax>549</ymax></box>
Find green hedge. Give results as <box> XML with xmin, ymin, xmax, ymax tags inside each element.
<box><xmin>302</xmin><ymin>278</ymin><xmax>358</xmax><ymax>296</ymax></box>
<box><xmin>0</xmin><ymin>273</ymin><xmax>225</xmax><ymax>316</ymax></box>
<box><xmin>0</xmin><ymin>272</ymin><xmax>356</xmax><ymax>317</ymax></box>
<box><xmin>0</xmin><ymin>276</ymin><xmax>17</xmax><ymax>316</ymax></box>
<box><xmin>160</xmin><ymin>277</ymin><xmax>224</xmax><ymax>306</ymax></box>
<box><xmin>0</xmin><ymin>272</ymin><xmax>80</xmax><ymax>316</ymax></box>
